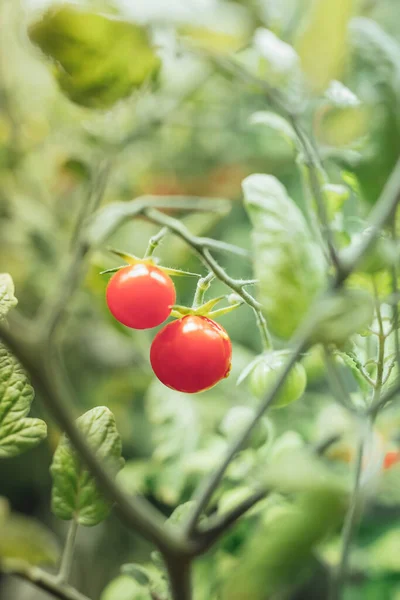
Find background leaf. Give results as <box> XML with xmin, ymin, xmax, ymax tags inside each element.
<box><xmin>0</xmin><ymin>273</ymin><xmax>17</xmax><ymax>321</ymax></box>
<box><xmin>243</xmin><ymin>173</ymin><xmax>326</xmax><ymax>339</ymax></box>
<box><xmin>50</xmin><ymin>406</ymin><xmax>124</xmax><ymax>526</ymax></box>
<box><xmin>28</xmin><ymin>5</ymin><xmax>161</xmax><ymax>109</ymax></box>
<box><xmin>295</xmin><ymin>0</ymin><xmax>354</xmax><ymax>93</ymax></box>
<box><xmin>0</xmin><ymin>345</ymin><xmax>47</xmax><ymax>459</ymax></box>
<box><xmin>0</xmin><ymin>512</ymin><xmax>59</xmax><ymax>566</ymax></box>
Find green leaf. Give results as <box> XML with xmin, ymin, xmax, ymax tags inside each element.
<box><xmin>121</xmin><ymin>564</ymin><xmax>150</xmax><ymax>586</ymax></box>
<box><xmin>0</xmin><ymin>513</ymin><xmax>60</xmax><ymax>566</ymax></box>
<box><xmin>101</xmin><ymin>575</ymin><xmax>151</xmax><ymax>600</ymax></box>
<box><xmin>0</xmin><ymin>345</ymin><xmax>47</xmax><ymax>459</ymax></box>
<box><xmin>295</xmin><ymin>0</ymin><xmax>354</xmax><ymax>93</ymax></box>
<box><xmin>28</xmin><ymin>5</ymin><xmax>161</xmax><ymax>109</ymax></box>
<box><xmin>167</xmin><ymin>502</ymin><xmax>197</xmax><ymax>526</ymax></box>
<box><xmin>221</xmin><ymin>487</ymin><xmax>345</xmax><ymax>600</ymax></box>
<box><xmin>249</xmin><ymin>111</ymin><xmax>297</xmax><ymax>148</ymax></box>
<box><xmin>219</xmin><ymin>406</ymin><xmax>273</xmax><ymax>449</ymax></box>
<box><xmin>0</xmin><ymin>273</ymin><xmax>17</xmax><ymax>321</ymax></box>
<box><xmin>243</xmin><ymin>174</ymin><xmax>326</xmax><ymax>339</ymax></box>
<box><xmin>309</xmin><ymin>288</ymin><xmax>374</xmax><ymax>345</ymax></box>
<box><xmin>253</xmin><ymin>28</ymin><xmax>299</xmax><ymax>85</ymax></box>
<box><xmin>50</xmin><ymin>406</ymin><xmax>124</xmax><ymax>526</ymax></box>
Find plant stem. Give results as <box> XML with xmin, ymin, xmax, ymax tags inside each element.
<box><xmin>165</xmin><ymin>557</ymin><xmax>192</xmax><ymax>600</ymax></box>
<box><xmin>3</xmin><ymin>563</ymin><xmax>91</xmax><ymax>600</ymax></box>
<box><xmin>57</xmin><ymin>518</ymin><xmax>79</xmax><ymax>585</ymax></box>
<box><xmin>192</xmin><ymin>272</ymin><xmax>215</xmax><ymax>308</ymax></box>
<box><xmin>289</xmin><ymin>118</ymin><xmax>340</xmax><ymax>271</ymax></box>
<box><xmin>144</xmin><ymin>227</ymin><xmax>168</xmax><ymax>258</ymax></box>
<box><xmin>390</xmin><ymin>217</ymin><xmax>400</xmax><ymax>370</ymax></box>
<box><xmin>330</xmin><ymin>421</ymin><xmax>368</xmax><ymax>600</ymax></box>
<box><xmin>196</xmin><ymin>488</ymin><xmax>268</xmax><ymax>550</ymax></box>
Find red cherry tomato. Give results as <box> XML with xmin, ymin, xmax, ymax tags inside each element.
<box><xmin>383</xmin><ymin>450</ymin><xmax>400</xmax><ymax>470</ymax></box>
<box><xmin>150</xmin><ymin>315</ymin><xmax>232</xmax><ymax>393</ymax></box>
<box><xmin>106</xmin><ymin>263</ymin><xmax>176</xmax><ymax>329</ymax></box>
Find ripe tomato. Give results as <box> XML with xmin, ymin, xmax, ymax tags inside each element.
<box><xmin>106</xmin><ymin>263</ymin><xmax>176</xmax><ymax>329</ymax></box>
<box><xmin>150</xmin><ymin>315</ymin><xmax>232</xmax><ymax>393</ymax></box>
<box><xmin>249</xmin><ymin>353</ymin><xmax>307</xmax><ymax>407</ymax></box>
<box><xmin>383</xmin><ymin>450</ymin><xmax>400</xmax><ymax>470</ymax></box>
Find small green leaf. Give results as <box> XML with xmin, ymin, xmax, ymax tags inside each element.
<box><xmin>243</xmin><ymin>174</ymin><xmax>326</xmax><ymax>339</ymax></box>
<box><xmin>0</xmin><ymin>346</ymin><xmax>47</xmax><ymax>459</ymax></box>
<box><xmin>309</xmin><ymin>288</ymin><xmax>374</xmax><ymax>345</ymax></box>
<box><xmin>220</xmin><ymin>406</ymin><xmax>273</xmax><ymax>449</ymax></box>
<box><xmin>101</xmin><ymin>575</ymin><xmax>151</xmax><ymax>600</ymax></box>
<box><xmin>253</xmin><ymin>28</ymin><xmax>299</xmax><ymax>85</ymax></box>
<box><xmin>121</xmin><ymin>564</ymin><xmax>150</xmax><ymax>586</ymax></box>
<box><xmin>250</xmin><ymin>111</ymin><xmax>297</xmax><ymax>147</ymax></box>
<box><xmin>0</xmin><ymin>513</ymin><xmax>60</xmax><ymax>566</ymax></box>
<box><xmin>0</xmin><ymin>274</ymin><xmax>17</xmax><ymax>321</ymax></box>
<box><xmin>295</xmin><ymin>0</ymin><xmax>353</xmax><ymax>93</ymax></box>
<box><xmin>50</xmin><ymin>406</ymin><xmax>124</xmax><ymax>526</ymax></box>
<box><xmin>28</xmin><ymin>5</ymin><xmax>161</xmax><ymax>109</ymax></box>
<box><xmin>167</xmin><ymin>502</ymin><xmax>197</xmax><ymax>526</ymax></box>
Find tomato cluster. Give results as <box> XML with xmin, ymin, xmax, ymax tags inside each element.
<box><xmin>106</xmin><ymin>263</ymin><xmax>232</xmax><ymax>393</ymax></box>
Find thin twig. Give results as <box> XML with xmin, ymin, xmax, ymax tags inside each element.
<box><xmin>3</xmin><ymin>563</ymin><xmax>90</xmax><ymax>600</ymax></box>
<box><xmin>330</xmin><ymin>421</ymin><xmax>369</xmax><ymax>600</ymax></box>
<box><xmin>192</xmin><ymin>272</ymin><xmax>215</xmax><ymax>309</ymax></box>
<box><xmin>289</xmin><ymin>118</ymin><xmax>340</xmax><ymax>270</ymax></box>
<box><xmin>390</xmin><ymin>216</ymin><xmax>400</xmax><ymax>370</ymax></box>
<box><xmin>144</xmin><ymin>227</ymin><xmax>168</xmax><ymax>258</ymax></box>
<box><xmin>196</xmin><ymin>488</ymin><xmax>268</xmax><ymax>549</ymax></box>
<box><xmin>56</xmin><ymin>518</ymin><xmax>79</xmax><ymax>585</ymax></box>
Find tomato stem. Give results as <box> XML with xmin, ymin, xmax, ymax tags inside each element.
<box><xmin>192</xmin><ymin>272</ymin><xmax>215</xmax><ymax>309</ymax></box>
<box><xmin>144</xmin><ymin>227</ymin><xmax>168</xmax><ymax>258</ymax></box>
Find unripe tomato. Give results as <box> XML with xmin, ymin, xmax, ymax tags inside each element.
<box><xmin>150</xmin><ymin>315</ymin><xmax>232</xmax><ymax>393</ymax></box>
<box><xmin>383</xmin><ymin>450</ymin><xmax>400</xmax><ymax>470</ymax></box>
<box><xmin>249</xmin><ymin>353</ymin><xmax>307</xmax><ymax>407</ymax></box>
<box><xmin>106</xmin><ymin>263</ymin><xmax>176</xmax><ymax>329</ymax></box>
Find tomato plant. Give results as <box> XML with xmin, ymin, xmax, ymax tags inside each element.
<box><xmin>2</xmin><ymin>2</ymin><xmax>400</xmax><ymax>600</ymax></box>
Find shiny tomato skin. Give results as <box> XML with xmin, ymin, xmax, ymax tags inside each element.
<box><xmin>150</xmin><ymin>315</ymin><xmax>232</xmax><ymax>393</ymax></box>
<box><xmin>106</xmin><ymin>263</ymin><xmax>176</xmax><ymax>329</ymax></box>
<box><xmin>383</xmin><ymin>450</ymin><xmax>400</xmax><ymax>470</ymax></box>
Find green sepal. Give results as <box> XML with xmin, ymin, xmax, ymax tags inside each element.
<box><xmin>160</xmin><ymin>267</ymin><xmax>201</xmax><ymax>278</ymax></box>
<box><xmin>107</xmin><ymin>247</ymin><xmax>143</xmax><ymax>265</ymax></box>
<box><xmin>99</xmin><ymin>265</ymin><xmax>126</xmax><ymax>275</ymax></box>
<box><xmin>208</xmin><ymin>302</ymin><xmax>243</xmax><ymax>318</ymax></box>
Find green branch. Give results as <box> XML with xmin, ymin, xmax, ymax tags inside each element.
<box><xmin>330</xmin><ymin>421</ymin><xmax>369</xmax><ymax>600</ymax></box>
<box><xmin>3</xmin><ymin>562</ymin><xmax>91</xmax><ymax>600</ymax></box>
<box><xmin>56</xmin><ymin>518</ymin><xmax>79</xmax><ymax>585</ymax></box>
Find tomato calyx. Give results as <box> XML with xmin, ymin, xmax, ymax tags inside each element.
<box><xmin>171</xmin><ymin>294</ymin><xmax>244</xmax><ymax>321</ymax></box>
<box><xmin>99</xmin><ymin>247</ymin><xmax>200</xmax><ymax>278</ymax></box>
